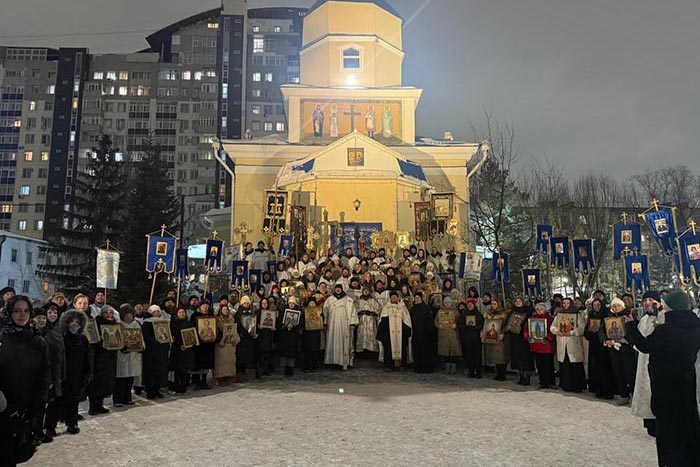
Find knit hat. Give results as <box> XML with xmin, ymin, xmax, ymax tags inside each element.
<box><xmin>240</xmin><ymin>295</ymin><xmax>251</xmax><ymax>306</ymax></box>
<box><xmin>147</xmin><ymin>304</ymin><xmax>162</xmax><ymax>315</ymax></box>
<box><xmin>535</xmin><ymin>302</ymin><xmax>548</xmax><ymax>311</ymax></box>
<box><xmin>389</xmin><ymin>290</ymin><xmax>400</xmax><ymax>298</ymax></box>
<box><xmin>663</xmin><ymin>291</ymin><xmax>692</xmax><ymax>311</ymax></box>
<box><xmin>32</xmin><ymin>307</ymin><xmax>47</xmax><ymax>317</ymax></box>
<box><xmin>288</xmin><ymin>296</ymin><xmax>299</xmax><ymax>305</ymax></box>
<box><xmin>642</xmin><ymin>291</ymin><xmax>661</xmax><ymax>303</ymax></box>
<box><xmin>610</xmin><ymin>298</ymin><xmax>625</xmax><ymax>310</ymax></box>
<box><xmin>0</xmin><ymin>286</ymin><xmax>15</xmax><ymax>297</ymax></box>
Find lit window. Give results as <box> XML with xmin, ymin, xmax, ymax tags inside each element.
<box><xmin>252</xmin><ymin>26</ymin><xmax>260</xmax><ymax>33</ymax></box>
<box><xmin>118</xmin><ymin>86</ymin><xmax>128</xmax><ymax>96</ymax></box>
<box><xmin>182</xmin><ymin>71</ymin><xmax>191</xmax><ymax>80</ymax></box>
<box><xmin>252</xmin><ymin>105</ymin><xmax>261</xmax><ymax>115</ymax></box>
<box><xmin>72</xmin><ymin>98</ymin><xmax>79</xmax><ymax>110</ymax></box>
<box><xmin>41</xmin><ymin>152</ymin><xmax>49</xmax><ymax>161</ymax></box>
<box><xmin>13</xmin><ymin>120</ymin><xmax>21</xmax><ymax>128</ymax></box>
<box><xmin>20</xmin><ymin>186</ymin><xmax>30</xmax><ymax>196</ymax></box>
<box><xmin>93</xmin><ymin>71</ymin><xmax>104</xmax><ymax>80</ymax></box>
<box><xmin>207</xmin><ymin>22</ymin><xmax>219</xmax><ymax>29</ymax></box>
<box><xmin>264</xmin><ymin>72</ymin><xmax>273</xmax><ymax>82</ymax></box>
<box><xmin>252</xmin><ymin>72</ymin><xmax>261</xmax><ymax>82</ymax></box>
<box><xmin>222</xmin><ymin>84</ymin><xmax>228</xmax><ymax>98</ymax></box>
<box><xmin>114</xmin><ymin>152</ymin><xmax>123</xmax><ymax>162</ymax></box>
<box><xmin>263</xmin><ymin>122</ymin><xmax>273</xmax><ymax>132</ymax></box>
<box><xmin>253</xmin><ymin>37</ymin><xmax>264</xmax><ymax>54</ymax></box>
<box><xmin>194</xmin><ymin>71</ymin><xmax>203</xmax><ymax>81</ymax></box>
<box><xmin>29</xmin><ymin>101</ymin><xmax>36</xmax><ymax>111</ymax></box>
<box><xmin>343</xmin><ymin>47</ymin><xmax>361</xmax><ymax>69</ymax></box>
<box><xmin>106</xmin><ymin>71</ymin><xmax>117</xmax><ymax>81</ymax></box>
<box><xmin>35</xmin><ymin>220</ymin><xmax>44</xmax><ymax>231</ymax></box>
<box><xmin>46</xmin><ymin>85</ymin><xmax>55</xmax><ymax>94</ymax></box>
<box><xmin>276</xmin><ymin>122</ymin><xmax>285</xmax><ymax>132</ymax></box>
<box><xmin>119</xmin><ymin>71</ymin><xmax>129</xmax><ymax>80</ymax></box>
<box><xmin>273</xmin><ymin>26</ymin><xmax>281</xmax><ymax>33</ymax></box>
<box><xmin>205</xmin><ymin>70</ymin><xmax>216</xmax><ymax>78</ymax></box>
<box><xmin>252</xmin><ymin>89</ymin><xmax>261</xmax><ymax>97</ymax></box>
<box><xmin>24</xmin><ymin>151</ymin><xmax>33</xmax><ymax>161</ymax></box>
<box><xmin>0</xmin><ymin>204</ymin><xmax>11</xmax><ymax>213</ymax></box>
<box><xmin>18</xmin><ymin>220</ymin><xmax>27</xmax><ymax>231</ymax></box>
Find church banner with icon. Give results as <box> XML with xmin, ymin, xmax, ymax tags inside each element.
<box><xmin>414</xmin><ymin>201</ymin><xmax>431</xmax><ymax>242</ymax></box>
<box><xmin>676</xmin><ymin>227</ymin><xmax>700</xmax><ymax>285</ymax></box>
<box><xmin>624</xmin><ymin>254</ymin><xmax>650</xmax><ymax>292</ymax></box>
<box><xmin>521</xmin><ymin>268</ymin><xmax>542</xmax><ymax>300</ymax></box>
<box><xmin>278</xmin><ymin>234</ymin><xmax>294</xmax><ymax>258</ymax></box>
<box><xmin>96</xmin><ymin>249</ymin><xmax>120</xmax><ymax>289</ymax></box>
<box><xmin>536</xmin><ymin>224</ymin><xmax>553</xmax><ymax>255</ymax></box>
<box><xmin>550</xmin><ymin>236</ymin><xmax>570</xmax><ymax>269</ymax></box>
<box><xmin>613</xmin><ymin>223</ymin><xmax>642</xmax><ymax>260</ymax></box>
<box><xmin>290</xmin><ymin>206</ymin><xmax>307</xmax><ymax>253</ymax></box>
<box><xmin>642</xmin><ymin>208</ymin><xmax>677</xmax><ymax>255</ymax></box>
<box><xmin>331</xmin><ymin>223</ymin><xmax>382</xmax><ymax>255</ymax></box>
<box><xmin>146</xmin><ymin>232</ymin><xmax>176</xmax><ymax>274</ymax></box>
<box><xmin>175</xmin><ymin>248</ymin><xmax>189</xmax><ymax>281</ymax></box>
<box><xmin>232</xmin><ymin>260</ymin><xmax>249</xmax><ymax>290</ymax></box>
<box><xmin>301</xmin><ymin>99</ymin><xmax>403</xmax><ymax>145</ymax></box>
<box><xmin>491</xmin><ymin>251</ymin><xmax>510</xmax><ymax>284</ymax></box>
<box><xmin>263</xmin><ymin>190</ymin><xmax>288</xmax><ymax>234</ymax></box>
<box><xmin>204</xmin><ymin>238</ymin><xmax>224</xmax><ymax>272</ymax></box>
<box><xmin>459</xmin><ymin>251</ymin><xmax>483</xmax><ymax>280</ymax></box>
<box><xmin>572</xmin><ymin>238</ymin><xmax>595</xmax><ymax>275</ymax></box>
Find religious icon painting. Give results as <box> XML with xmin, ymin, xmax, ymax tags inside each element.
<box><xmin>578</xmin><ymin>246</ymin><xmax>588</xmax><ymax>258</ymax></box>
<box><xmin>221</xmin><ymin>323</ymin><xmax>236</xmax><ymax>345</ymax></box>
<box><xmin>347</xmin><ymin>147</ymin><xmax>365</xmax><ymax>166</ymax></box>
<box><xmin>196</xmin><ymin>316</ymin><xmax>217</xmax><ymax>343</ymax></box>
<box><xmin>654</xmin><ymin>218</ymin><xmax>669</xmax><ymax>235</ymax></box>
<box><xmin>555</xmin><ymin>242</ymin><xmax>565</xmax><ymax>255</ymax></box>
<box><xmin>437</xmin><ymin>310</ymin><xmax>455</xmax><ymax>328</ymax></box>
<box><xmin>123</xmin><ymin>328</ymin><xmax>144</xmax><ymax>352</ymax></box>
<box><xmin>505</xmin><ymin>313</ymin><xmax>527</xmax><ymax>334</ymax></box>
<box><xmin>282</xmin><ymin>309</ymin><xmax>301</xmax><ymax>328</ymax></box>
<box><xmin>100</xmin><ymin>324</ymin><xmax>124</xmax><ymax>351</ymax></box>
<box><xmin>156</xmin><ymin>241</ymin><xmax>168</xmax><ymax>256</ymax></box>
<box><xmin>465</xmin><ymin>315</ymin><xmax>477</xmax><ymax>327</ymax></box>
<box><xmin>482</xmin><ymin>319</ymin><xmax>503</xmax><ymax>344</ymax></box>
<box><xmin>153</xmin><ymin>320</ymin><xmax>173</xmax><ymax>344</ymax></box>
<box><xmin>181</xmin><ymin>328</ymin><xmax>199</xmax><ymax>349</ymax></box>
<box><xmin>621</xmin><ymin>230</ymin><xmax>633</xmax><ymax>244</ymax></box>
<box><xmin>631</xmin><ymin>262</ymin><xmax>643</xmax><ymax>274</ymax></box>
<box><xmin>84</xmin><ymin>319</ymin><xmax>101</xmax><ymax>344</ymax></box>
<box><xmin>587</xmin><ymin>318</ymin><xmax>601</xmax><ymax>334</ymax></box>
<box><xmin>431</xmin><ymin>194</ymin><xmax>453</xmax><ymax>219</ymax></box>
<box><xmin>687</xmin><ymin>243</ymin><xmax>700</xmax><ymax>261</ymax></box>
<box><xmin>527</xmin><ymin>274</ymin><xmax>537</xmax><ymax>286</ymax></box>
<box><xmin>604</xmin><ymin>316</ymin><xmax>626</xmax><ymax>341</ymax></box>
<box><xmin>304</xmin><ymin>306</ymin><xmax>324</xmax><ymax>331</ymax></box>
<box><xmin>409</xmin><ymin>273</ymin><xmax>422</xmax><ymax>290</ymax></box>
<box><xmin>260</xmin><ymin>310</ymin><xmax>277</xmax><ymax>330</ymax></box>
<box><xmin>528</xmin><ymin>318</ymin><xmax>548</xmax><ymax>343</ymax></box>
<box><xmin>241</xmin><ymin>314</ymin><xmax>257</xmax><ymax>336</ymax></box>
<box><xmin>557</xmin><ymin>314</ymin><xmax>577</xmax><ymax>335</ymax></box>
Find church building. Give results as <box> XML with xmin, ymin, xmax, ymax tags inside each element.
<box><xmin>217</xmin><ymin>0</ymin><xmax>481</xmax><ymax>253</ymax></box>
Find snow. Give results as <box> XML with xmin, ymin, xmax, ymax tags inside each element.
<box><xmin>29</xmin><ymin>364</ymin><xmax>657</xmax><ymax>467</ymax></box>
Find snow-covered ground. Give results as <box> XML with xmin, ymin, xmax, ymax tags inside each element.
<box><xmin>28</xmin><ymin>364</ymin><xmax>657</xmax><ymax>467</ymax></box>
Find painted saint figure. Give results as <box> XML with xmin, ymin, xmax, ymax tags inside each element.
<box><xmin>381</xmin><ymin>105</ymin><xmax>393</xmax><ymax>139</ymax></box>
<box><xmin>330</xmin><ymin>103</ymin><xmax>339</xmax><ymax>138</ymax></box>
<box><xmin>365</xmin><ymin>105</ymin><xmax>376</xmax><ymax>138</ymax></box>
<box><xmin>313</xmin><ymin>104</ymin><xmax>324</xmax><ymax>137</ymax></box>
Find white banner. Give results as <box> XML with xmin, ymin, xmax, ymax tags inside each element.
<box><xmin>96</xmin><ymin>248</ymin><xmax>120</xmax><ymax>289</ymax></box>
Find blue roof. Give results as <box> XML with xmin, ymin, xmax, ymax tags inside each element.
<box><xmin>308</xmin><ymin>0</ymin><xmax>402</xmax><ymax>20</ymax></box>
<box><xmin>292</xmin><ymin>159</ymin><xmax>315</xmax><ymax>173</ymax></box>
<box><xmin>398</xmin><ymin>160</ymin><xmax>427</xmax><ymax>182</ymax></box>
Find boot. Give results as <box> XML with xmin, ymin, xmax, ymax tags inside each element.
<box><xmin>523</xmin><ymin>374</ymin><xmax>531</xmax><ymax>386</ymax></box>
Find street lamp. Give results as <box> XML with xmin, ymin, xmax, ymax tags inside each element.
<box><xmin>353</xmin><ymin>199</ymin><xmax>361</xmax><ymax>211</ymax></box>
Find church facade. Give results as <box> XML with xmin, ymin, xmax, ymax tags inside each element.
<box><xmin>217</xmin><ymin>0</ymin><xmax>480</xmax><ymax>252</ymax></box>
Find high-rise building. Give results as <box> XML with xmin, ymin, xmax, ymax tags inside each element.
<box><xmin>0</xmin><ymin>1</ymin><xmax>306</xmax><ymax>245</ymax></box>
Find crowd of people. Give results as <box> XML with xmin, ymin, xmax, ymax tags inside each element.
<box><xmin>1</xmin><ymin>241</ymin><xmax>699</xmax><ymax>466</ymax></box>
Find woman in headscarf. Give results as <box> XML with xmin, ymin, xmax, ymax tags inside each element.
<box><xmin>457</xmin><ymin>298</ymin><xmax>484</xmax><ymax>378</ymax></box>
<box><xmin>87</xmin><ymin>305</ymin><xmax>119</xmax><ymax>415</ymax></box>
<box><xmin>585</xmin><ymin>298</ymin><xmax>615</xmax><ymax>399</ymax></box>
<box><xmin>190</xmin><ymin>300</ymin><xmax>215</xmax><ymax>390</ymax></box>
<box><xmin>255</xmin><ymin>297</ymin><xmax>275</xmax><ymax>378</ymax></box>
<box><xmin>483</xmin><ymin>298</ymin><xmax>510</xmax><ymax>381</ymax></box>
<box><xmin>0</xmin><ymin>296</ymin><xmax>50</xmax><ymax>464</ymax></box>
<box><xmin>277</xmin><ymin>296</ymin><xmax>303</xmax><ymax>376</ymax></box>
<box><xmin>234</xmin><ymin>295</ymin><xmax>257</xmax><ymax>383</ymax></box>
<box><xmin>551</xmin><ymin>297</ymin><xmax>587</xmax><ymax>392</ymax></box>
<box><xmin>58</xmin><ymin>308</ymin><xmax>90</xmax><ymax>434</ymax></box>
<box><xmin>213</xmin><ymin>304</ymin><xmax>240</xmax><ymax>385</ymax></box>
<box><xmin>141</xmin><ymin>305</ymin><xmax>170</xmax><ymax>400</ymax></box>
<box><xmin>114</xmin><ymin>304</ymin><xmax>142</xmax><ymax>406</ymax></box>
<box><xmin>41</xmin><ymin>303</ymin><xmax>65</xmax><ymax>441</ymax></box>
<box><xmin>600</xmin><ymin>297</ymin><xmax>637</xmax><ymax>405</ymax></box>
<box><xmin>434</xmin><ymin>296</ymin><xmax>462</xmax><ymax>375</ymax></box>
<box><xmin>410</xmin><ymin>293</ymin><xmax>436</xmax><ymax>373</ymax></box>
<box><xmin>506</xmin><ymin>297</ymin><xmax>535</xmax><ymax>385</ymax></box>
<box><xmin>523</xmin><ymin>303</ymin><xmax>556</xmax><ymax>389</ymax></box>
<box><xmin>169</xmin><ymin>306</ymin><xmax>196</xmax><ymax>395</ymax></box>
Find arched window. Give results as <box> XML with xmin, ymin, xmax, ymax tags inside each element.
<box><xmin>343</xmin><ymin>47</ymin><xmax>361</xmax><ymax>69</ymax></box>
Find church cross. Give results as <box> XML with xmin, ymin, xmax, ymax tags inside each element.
<box><xmin>690</xmin><ymin>219</ymin><xmax>697</xmax><ymax>235</ymax></box>
<box><xmin>343</xmin><ymin>104</ymin><xmax>361</xmax><ymax>132</ymax></box>
<box><xmin>652</xmin><ymin>198</ymin><xmax>660</xmax><ymax>211</ymax></box>
<box><xmin>621</xmin><ymin>212</ymin><xmax>628</xmax><ymax>224</ymax></box>
<box><xmin>160</xmin><ymin>224</ymin><xmax>167</xmax><ymax>236</ymax></box>
<box><xmin>212</xmin><ymin>230</ymin><xmax>219</xmax><ymax>240</ymax></box>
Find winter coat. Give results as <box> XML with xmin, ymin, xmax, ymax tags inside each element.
<box><xmin>435</xmin><ymin>306</ymin><xmax>461</xmax><ymax>357</ymax></box>
<box><xmin>44</xmin><ymin>320</ymin><xmax>66</xmax><ymax>398</ymax></box>
<box><xmin>191</xmin><ymin>311</ymin><xmax>215</xmax><ymax>370</ymax></box>
<box><xmin>116</xmin><ymin>320</ymin><xmax>142</xmax><ymax>378</ymax></box>
<box><xmin>235</xmin><ymin>307</ymin><xmax>257</xmax><ymax>367</ymax></box>
<box><xmin>457</xmin><ymin>307</ymin><xmax>484</xmax><ymax>344</ymax></box>
<box><xmin>87</xmin><ymin>315</ymin><xmax>119</xmax><ymax>398</ymax></box>
<box><xmin>523</xmin><ymin>313</ymin><xmax>555</xmax><ymax>354</ymax></box>
<box><xmin>506</xmin><ymin>305</ymin><xmax>535</xmax><ymax>371</ymax></box>
<box><xmin>60</xmin><ymin>311</ymin><xmax>91</xmax><ymax>395</ymax></box>
<box><xmin>550</xmin><ymin>310</ymin><xmax>586</xmax><ymax>363</ymax></box>
<box><xmin>483</xmin><ymin>308</ymin><xmax>510</xmax><ymax>365</ymax></box>
<box><xmin>141</xmin><ymin>318</ymin><xmax>169</xmax><ymax>388</ymax></box>
<box><xmin>255</xmin><ymin>308</ymin><xmax>275</xmax><ymax>355</ymax></box>
<box><xmin>277</xmin><ymin>307</ymin><xmax>302</xmax><ymax>358</ymax></box>
<box><xmin>169</xmin><ymin>319</ymin><xmax>196</xmax><ymax>373</ymax></box>
<box><xmin>411</xmin><ymin>302</ymin><xmax>437</xmax><ymax>344</ymax></box>
<box><xmin>213</xmin><ymin>314</ymin><xmax>240</xmax><ymax>379</ymax></box>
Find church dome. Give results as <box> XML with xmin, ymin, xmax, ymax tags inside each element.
<box><xmin>308</xmin><ymin>0</ymin><xmax>402</xmax><ymax>20</ymax></box>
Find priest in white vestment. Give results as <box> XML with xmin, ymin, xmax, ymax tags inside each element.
<box><xmin>377</xmin><ymin>291</ymin><xmax>412</xmax><ymax>370</ymax></box>
<box><xmin>323</xmin><ymin>284</ymin><xmax>359</xmax><ymax>370</ymax></box>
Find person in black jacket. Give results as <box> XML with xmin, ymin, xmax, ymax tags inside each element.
<box><xmin>190</xmin><ymin>301</ymin><xmax>215</xmax><ymax>390</ymax></box>
<box><xmin>57</xmin><ymin>309</ymin><xmax>91</xmax><ymax>434</ymax></box>
<box><xmin>277</xmin><ymin>297</ymin><xmax>302</xmax><ymax>376</ymax></box>
<box><xmin>41</xmin><ymin>303</ymin><xmax>66</xmax><ymax>441</ymax></box>
<box><xmin>87</xmin><ymin>305</ymin><xmax>119</xmax><ymax>415</ymax></box>
<box><xmin>169</xmin><ymin>307</ymin><xmax>196</xmax><ymax>395</ymax></box>
<box><xmin>234</xmin><ymin>296</ymin><xmax>257</xmax><ymax>383</ymax></box>
<box><xmin>506</xmin><ymin>297</ymin><xmax>534</xmax><ymax>385</ymax></box>
<box><xmin>141</xmin><ymin>306</ymin><xmax>170</xmax><ymax>399</ymax></box>
<box><xmin>0</xmin><ymin>295</ymin><xmax>50</xmax><ymax>466</ymax></box>
<box><xmin>409</xmin><ymin>293</ymin><xmax>437</xmax><ymax>373</ymax></box>
<box><xmin>301</xmin><ymin>299</ymin><xmax>322</xmax><ymax>373</ymax></box>
<box><xmin>584</xmin><ymin>299</ymin><xmax>615</xmax><ymax>399</ymax></box>
<box><xmin>624</xmin><ymin>291</ymin><xmax>700</xmax><ymax>467</ymax></box>
<box><xmin>457</xmin><ymin>298</ymin><xmax>484</xmax><ymax>378</ymax></box>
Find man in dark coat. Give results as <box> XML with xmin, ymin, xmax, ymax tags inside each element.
<box><xmin>0</xmin><ymin>296</ymin><xmax>50</xmax><ymax>465</ymax></box>
<box><xmin>190</xmin><ymin>301</ymin><xmax>215</xmax><ymax>390</ymax></box>
<box><xmin>58</xmin><ymin>310</ymin><xmax>91</xmax><ymax>434</ymax></box>
<box><xmin>625</xmin><ymin>291</ymin><xmax>700</xmax><ymax>467</ymax></box>
<box><xmin>87</xmin><ymin>306</ymin><xmax>119</xmax><ymax>415</ymax></box>
<box><xmin>409</xmin><ymin>293</ymin><xmax>436</xmax><ymax>373</ymax></box>
<box><xmin>234</xmin><ymin>296</ymin><xmax>257</xmax><ymax>383</ymax></box>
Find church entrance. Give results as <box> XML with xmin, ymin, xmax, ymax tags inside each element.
<box><xmin>330</xmin><ymin>222</ymin><xmax>382</xmax><ymax>256</ymax></box>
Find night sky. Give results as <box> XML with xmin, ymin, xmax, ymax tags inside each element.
<box><xmin>2</xmin><ymin>0</ymin><xmax>698</xmax><ymax>174</ymax></box>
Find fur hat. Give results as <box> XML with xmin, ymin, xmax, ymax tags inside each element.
<box><xmin>642</xmin><ymin>291</ymin><xmax>661</xmax><ymax>303</ymax></box>
<box><xmin>288</xmin><ymin>296</ymin><xmax>299</xmax><ymax>305</ymax></box>
<box><xmin>147</xmin><ymin>304</ymin><xmax>162</xmax><ymax>315</ymax></box>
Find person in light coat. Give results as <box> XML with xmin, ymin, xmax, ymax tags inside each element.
<box><xmin>114</xmin><ymin>305</ymin><xmax>142</xmax><ymax>407</ymax></box>
<box><xmin>550</xmin><ymin>298</ymin><xmax>587</xmax><ymax>392</ymax></box>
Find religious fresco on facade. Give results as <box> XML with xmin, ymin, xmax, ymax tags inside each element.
<box><xmin>301</xmin><ymin>99</ymin><xmax>403</xmax><ymax>145</ymax></box>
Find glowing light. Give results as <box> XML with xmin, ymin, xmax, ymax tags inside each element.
<box><xmin>345</xmin><ymin>75</ymin><xmax>357</xmax><ymax>86</ymax></box>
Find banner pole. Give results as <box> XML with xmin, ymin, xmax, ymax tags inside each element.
<box><xmin>149</xmin><ymin>269</ymin><xmax>159</xmax><ymax>305</ymax></box>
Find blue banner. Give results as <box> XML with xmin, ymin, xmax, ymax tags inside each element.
<box><xmin>175</xmin><ymin>248</ymin><xmax>189</xmax><ymax>281</ymax></box>
<box><xmin>536</xmin><ymin>224</ymin><xmax>553</xmax><ymax>255</ymax></box>
<box><xmin>643</xmin><ymin>208</ymin><xmax>677</xmax><ymax>255</ymax></box>
<box><xmin>232</xmin><ymin>260</ymin><xmax>249</xmax><ymax>290</ymax></box>
<box><xmin>146</xmin><ymin>235</ymin><xmax>176</xmax><ymax>273</ymax></box>
<box><xmin>204</xmin><ymin>238</ymin><xmax>224</xmax><ymax>272</ymax></box>
<box><xmin>613</xmin><ymin>223</ymin><xmax>642</xmax><ymax>260</ymax></box>
<box><xmin>278</xmin><ymin>234</ymin><xmax>294</xmax><ymax>258</ymax></box>
<box><xmin>490</xmin><ymin>251</ymin><xmax>510</xmax><ymax>283</ymax></box>
<box><xmin>677</xmin><ymin>229</ymin><xmax>700</xmax><ymax>285</ymax></box>
<box><xmin>267</xmin><ymin>260</ymin><xmax>278</xmax><ymax>282</ymax></box>
<box><xmin>550</xmin><ymin>236</ymin><xmax>570</xmax><ymax>269</ymax></box>
<box><xmin>249</xmin><ymin>269</ymin><xmax>262</xmax><ymax>292</ymax></box>
<box><xmin>572</xmin><ymin>238</ymin><xmax>595</xmax><ymax>275</ymax></box>
<box><xmin>330</xmin><ymin>223</ymin><xmax>382</xmax><ymax>255</ymax></box>
<box><xmin>521</xmin><ymin>268</ymin><xmax>542</xmax><ymax>299</ymax></box>
<box><xmin>624</xmin><ymin>254</ymin><xmax>650</xmax><ymax>292</ymax></box>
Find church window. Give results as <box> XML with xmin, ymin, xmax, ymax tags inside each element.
<box><xmin>343</xmin><ymin>48</ymin><xmax>361</xmax><ymax>69</ymax></box>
